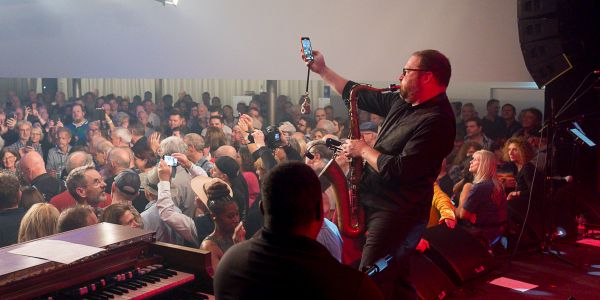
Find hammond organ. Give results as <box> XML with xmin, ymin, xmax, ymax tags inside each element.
<box><xmin>0</xmin><ymin>223</ymin><xmax>213</xmax><ymax>299</ymax></box>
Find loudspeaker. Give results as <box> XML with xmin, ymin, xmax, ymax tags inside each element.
<box><xmin>410</xmin><ymin>253</ymin><xmax>456</xmax><ymax>300</ymax></box>
<box><xmin>517</xmin><ymin>0</ymin><xmax>600</xmax><ymax>88</ymax></box>
<box><xmin>422</xmin><ymin>225</ymin><xmax>497</xmax><ymax>286</ymax></box>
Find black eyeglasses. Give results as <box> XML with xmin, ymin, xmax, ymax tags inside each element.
<box><xmin>402</xmin><ymin>68</ymin><xmax>430</xmax><ymax>76</ymax></box>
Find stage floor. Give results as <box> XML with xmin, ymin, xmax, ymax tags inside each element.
<box><xmin>446</xmin><ymin>239</ymin><xmax>600</xmax><ymax>300</ymax></box>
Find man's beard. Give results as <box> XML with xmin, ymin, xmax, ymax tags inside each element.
<box><xmin>91</xmin><ymin>192</ymin><xmax>107</xmax><ymax>206</ymax></box>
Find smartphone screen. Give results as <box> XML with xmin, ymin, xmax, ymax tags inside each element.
<box><xmin>164</xmin><ymin>155</ymin><xmax>178</xmax><ymax>167</ymax></box>
<box><xmin>301</xmin><ymin>37</ymin><xmax>314</xmax><ymax>61</ymax></box>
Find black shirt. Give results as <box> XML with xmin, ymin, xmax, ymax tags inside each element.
<box><xmin>506</xmin><ymin>162</ymin><xmax>538</xmax><ymax>201</ymax></box>
<box><xmin>31</xmin><ymin>173</ymin><xmax>66</xmax><ymax>202</ymax></box>
<box><xmin>214</xmin><ymin>229</ymin><xmax>382</xmax><ymax>300</ymax></box>
<box><xmin>342</xmin><ymin>82</ymin><xmax>456</xmax><ymax>220</ymax></box>
<box><xmin>503</xmin><ymin>120</ymin><xmax>522</xmax><ymax>139</ymax></box>
<box><xmin>0</xmin><ymin>207</ymin><xmax>25</xmax><ymax>247</ymax></box>
<box><xmin>482</xmin><ymin>116</ymin><xmax>505</xmax><ymax>141</ymax></box>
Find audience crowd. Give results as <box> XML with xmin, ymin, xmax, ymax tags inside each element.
<box><xmin>0</xmin><ymin>89</ymin><xmax>546</xmax><ymax>280</ymax></box>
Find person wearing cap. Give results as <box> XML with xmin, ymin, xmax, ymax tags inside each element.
<box><xmin>111</xmin><ymin>169</ymin><xmax>144</xmax><ymax>228</ymax></box>
<box><xmin>140</xmin><ymin>172</ymin><xmax>184</xmax><ymax>245</ymax></box>
<box><xmin>359</xmin><ymin>121</ymin><xmax>378</xmax><ymax>148</ymax></box>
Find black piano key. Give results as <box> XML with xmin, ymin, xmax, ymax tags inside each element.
<box><xmin>104</xmin><ymin>288</ymin><xmax>123</xmax><ymax>296</ymax></box>
<box><xmin>138</xmin><ymin>276</ymin><xmax>157</xmax><ymax>284</ymax></box>
<box><xmin>132</xmin><ymin>279</ymin><xmax>148</xmax><ymax>286</ymax></box>
<box><xmin>151</xmin><ymin>272</ymin><xmax>169</xmax><ymax>279</ymax></box>
<box><xmin>162</xmin><ymin>268</ymin><xmax>177</xmax><ymax>275</ymax></box>
<box><xmin>154</xmin><ymin>269</ymin><xmax>176</xmax><ymax>277</ymax></box>
<box><xmin>112</xmin><ymin>286</ymin><xmax>129</xmax><ymax>294</ymax></box>
<box><xmin>118</xmin><ymin>282</ymin><xmax>138</xmax><ymax>290</ymax></box>
<box><xmin>100</xmin><ymin>291</ymin><xmax>115</xmax><ymax>299</ymax></box>
<box><xmin>145</xmin><ymin>274</ymin><xmax>162</xmax><ymax>281</ymax></box>
<box><xmin>128</xmin><ymin>281</ymin><xmax>143</xmax><ymax>288</ymax></box>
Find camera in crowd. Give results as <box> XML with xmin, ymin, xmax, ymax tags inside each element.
<box><xmin>248</xmin><ymin>125</ymin><xmax>284</xmax><ymax>149</ymax></box>
<box><xmin>265</xmin><ymin>125</ymin><xmax>284</xmax><ymax>149</ymax></box>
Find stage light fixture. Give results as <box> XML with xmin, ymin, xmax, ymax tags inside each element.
<box><xmin>553</xmin><ymin>226</ymin><xmax>567</xmax><ymax>239</ymax></box>
<box><xmin>155</xmin><ymin>0</ymin><xmax>179</xmax><ymax>6</ymax></box>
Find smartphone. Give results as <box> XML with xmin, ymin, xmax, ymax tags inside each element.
<box><xmin>26</xmin><ymin>140</ymin><xmax>33</xmax><ymax>147</ymax></box>
<box><xmin>163</xmin><ymin>155</ymin><xmax>178</xmax><ymax>167</ymax></box>
<box><xmin>300</xmin><ymin>36</ymin><xmax>314</xmax><ymax>61</ymax></box>
<box><xmin>93</xmin><ymin>108</ymin><xmax>105</xmax><ymax>122</ymax></box>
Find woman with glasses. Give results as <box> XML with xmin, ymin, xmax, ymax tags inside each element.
<box><xmin>1</xmin><ymin>148</ymin><xmax>20</xmax><ymax>177</ymax></box>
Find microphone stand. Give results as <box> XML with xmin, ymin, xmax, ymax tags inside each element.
<box><xmin>537</xmin><ymin>93</ymin><xmax>580</xmax><ymax>269</ymax></box>
<box><xmin>364</xmin><ymin>255</ymin><xmax>393</xmax><ymax>277</ymax></box>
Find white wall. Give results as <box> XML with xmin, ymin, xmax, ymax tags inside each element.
<box><xmin>0</xmin><ymin>0</ymin><xmax>532</xmax><ymax>83</ymax></box>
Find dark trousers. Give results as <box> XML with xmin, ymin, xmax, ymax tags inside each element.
<box><xmin>359</xmin><ymin>208</ymin><xmax>427</xmax><ymax>300</ymax></box>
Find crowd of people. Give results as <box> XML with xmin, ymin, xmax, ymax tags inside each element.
<box><xmin>0</xmin><ymin>67</ymin><xmax>545</xmax><ymax>298</ymax></box>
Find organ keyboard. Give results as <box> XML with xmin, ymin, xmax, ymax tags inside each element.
<box><xmin>0</xmin><ymin>223</ymin><xmax>213</xmax><ymax>299</ymax></box>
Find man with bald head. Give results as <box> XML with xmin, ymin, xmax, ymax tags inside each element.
<box><xmin>20</xmin><ymin>151</ymin><xmax>65</xmax><ymax>202</ymax></box>
<box><xmin>214</xmin><ymin>145</ymin><xmax>237</xmax><ymax>159</ymax></box>
<box><xmin>104</xmin><ymin>147</ymin><xmax>132</xmax><ymax>194</ymax></box>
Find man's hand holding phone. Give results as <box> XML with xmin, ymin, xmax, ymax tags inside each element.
<box><xmin>158</xmin><ymin>159</ymin><xmax>172</xmax><ymax>182</ymax></box>
<box><xmin>300</xmin><ymin>38</ymin><xmax>326</xmax><ymax>75</ymax></box>
<box><xmin>6</xmin><ymin>117</ymin><xmax>16</xmax><ymax>130</ymax></box>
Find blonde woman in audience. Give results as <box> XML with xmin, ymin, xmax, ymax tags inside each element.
<box><xmin>18</xmin><ymin>203</ymin><xmax>60</xmax><ymax>243</ymax></box>
<box><xmin>456</xmin><ymin>150</ymin><xmax>507</xmax><ymax>245</ymax></box>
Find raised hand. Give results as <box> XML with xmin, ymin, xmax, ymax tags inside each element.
<box><xmin>251</xmin><ymin>129</ymin><xmax>265</xmax><ymax>148</ymax></box>
<box><xmin>158</xmin><ymin>159</ymin><xmax>172</xmax><ymax>182</ymax></box>
<box><xmin>149</xmin><ymin>131</ymin><xmax>161</xmax><ymax>155</ymax></box>
<box><xmin>237</xmin><ymin>114</ymin><xmax>253</xmax><ymax>133</ymax></box>
<box><xmin>232</xmin><ymin>221</ymin><xmax>246</xmax><ymax>243</ymax></box>
<box><xmin>6</xmin><ymin>118</ymin><xmax>16</xmax><ymax>129</ymax></box>
<box><xmin>171</xmin><ymin>153</ymin><xmax>192</xmax><ymax>170</ymax></box>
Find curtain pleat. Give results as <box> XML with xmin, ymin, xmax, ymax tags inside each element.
<box><xmin>76</xmin><ymin>78</ymin><xmax>324</xmax><ymax>108</ymax></box>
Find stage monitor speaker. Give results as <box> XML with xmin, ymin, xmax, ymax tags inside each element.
<box><xmin>422</xmin><ymin>225</ymin><xmax>496</xmax><ymax>286</ymax></box>
<box><xmin>517</xmin><ymin>0</ymin><xmax>559</xmax><ymax>19</ymax></box>
<box><xmin>410</xmin><ymin>253</ymin><xmax>456</xmax><ymax>300</ymax></box>
<box><xmin>517</xmin><ymin>0</ymin><xmax>599</xmax><ymax>88</ymax></box>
